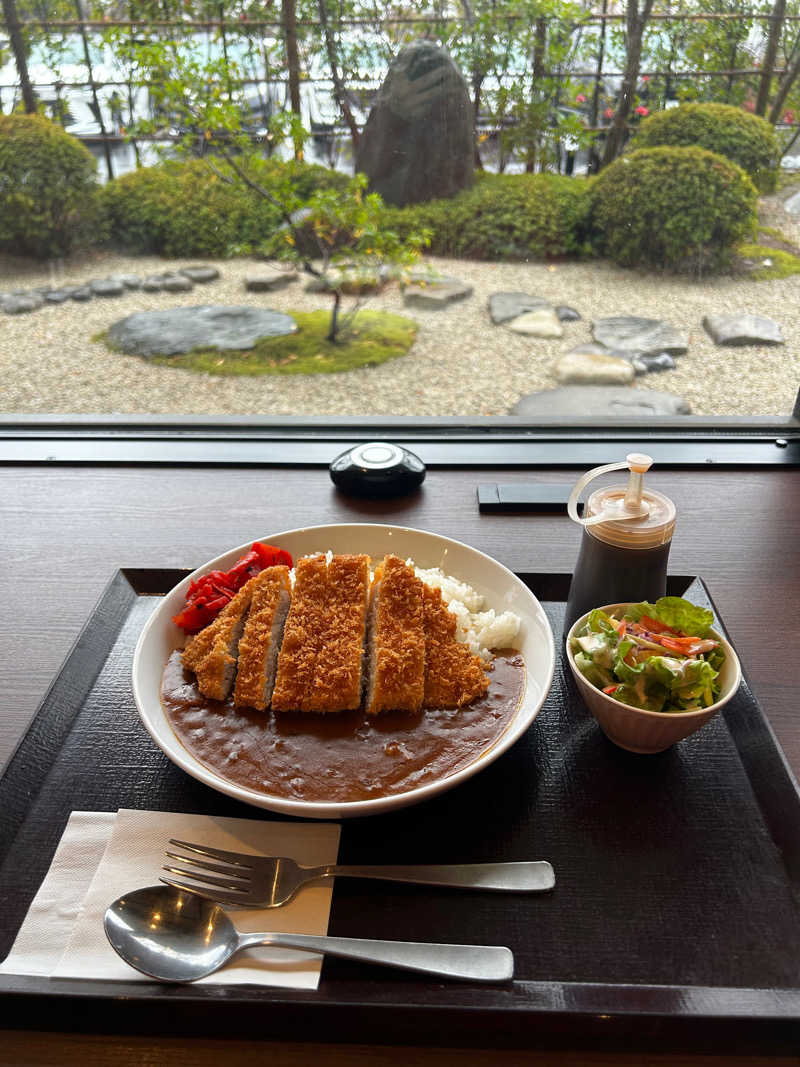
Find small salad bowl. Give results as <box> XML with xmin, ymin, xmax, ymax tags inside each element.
<box><xmin>565</xmin><ymin>603</ymin><xmax>742</xmax><ymax>754</ymax></box>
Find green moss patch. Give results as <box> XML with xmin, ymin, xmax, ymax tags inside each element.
<box><xmin>147</xmin><ymin>310</ymin><xmax>417</xmax><ymax>376</ymax></box>
<box><xmin>735</xmin><ymin>242</ymin><xmax>800</xmax><ymax>280</ymax></box>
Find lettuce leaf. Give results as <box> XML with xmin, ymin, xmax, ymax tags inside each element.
<box><xmin>624</xmin><ymin>596</ymin><xmax>714</xmax><ymax>638</ymax></box>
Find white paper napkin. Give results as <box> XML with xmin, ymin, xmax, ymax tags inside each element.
<box><xmin>0</xmin><ymin>810</ymin><xmax>116</xmax><ymax>977</ymax></box>
<box><xmin>2</xmin><ymin>809</ymin><xmax>340</xmax><ymax>989</ymax></box>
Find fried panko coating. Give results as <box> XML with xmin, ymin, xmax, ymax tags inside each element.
<box><xmin>304</xmin><ymin>554</ymin><xmax>370</xmax><ymax>712</ymax></box>
<box><xmin>422</xmin><ymin>584</ymin><xmax>490</xmax><ymax>709</ymax></box>
<box><xmin>365</xmin><ymin>555</ymin><xmax>425</xmax><ymax>715</ymax></box>
<box><xmin>233</xmin><ymin>566</ymin><xmax>291</xmax><ymax>711</ymax></box>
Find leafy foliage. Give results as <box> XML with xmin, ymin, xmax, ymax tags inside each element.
<box><xmin>383</xmin><ymin>173</ymin><xmax>593</xmax><ymax>260</ymax></box>
<box><xmin>101</xmin><ymin>156</ymin><xmax>348</xmax><ymax>257</ymax></box>
<box><xmin>632</xmin><ymin>103</ymin><xmax>780</xmax><ymax>193</ymax></box>
<box><xmin>591</xmin><ymin>145</ymin><xmax>758</xmax><ymax>273</ymax></box>
<box><xmin>0</xmin><ymin>114</ymin><xmax>105</xmax><ymax>258</ymax></box>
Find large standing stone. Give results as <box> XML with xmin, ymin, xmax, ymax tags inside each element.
<box><xmin>784</xmin><ymin>189</ymin><xmax>800</xmax><ymax>215</ymax></box>
<box><xmin>106</xmin><ymin>305</ymin><xmax>298</xmax><ymax>357</ymax></box>
<box><xmin>488</xmin><ymin>292</ymin><xmax>550</xmax><ymax>325</ymax></box>
<box><xmin>507</xmin><ymin>307</ymin><xmax>563</xmax><ymax>339</ymax></box>
<box><xmin>355</xmin><ymin>40</ymin><xmax>474</xmax><ymax>207</ymax></box>
<box><xmin>592</xmin><ymin>316</ymin><xmax>688</xmax><ymax>356</ymax></box>
<box><xmin>511</xmin><ymin>386</ymin><xmax>691</xmax><ymax>417</ymax></box>
<box><xmin>553</xmin><ymin>350</ymin><xmax>635</xmax><ymax>385</ymax></box>
<box><xmin>702</xmin><ymin>313</ymin><xmax>784</xmax><ymax>346</ymax></box>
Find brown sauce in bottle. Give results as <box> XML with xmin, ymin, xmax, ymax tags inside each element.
<box><xmin>161</xmin><ymin>650</ymin><xmax>526</xmax><ymax>803</ymax></box>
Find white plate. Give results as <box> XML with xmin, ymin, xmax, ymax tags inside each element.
<box><xmin>132</xmin><ymin>523</ymin><xmax>555</xmax><ymax>818</ymax></box>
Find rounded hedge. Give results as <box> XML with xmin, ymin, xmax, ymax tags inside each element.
<box><xmin>0</xmin><ymin>113</ymin><xmax>104</xmax><ymax>258</ymax></box>
<box><xmin>101</xmin><ymin>157</ymin><xmax>349</xmax><ymax>257</ymax></box>
<box><xmin>383</xmin><ymin>172</ymin><xmax>593</xmax><ymax>260</ymax></box>
<box><xmin>632</xmin><ymin>103</ymin><xmax>779</xmax><ymax>194</ymax></box>
<box><xmin>591</xmin><ymin>146</ymin><xmax>757</xmax><ymax>273</ymax></box>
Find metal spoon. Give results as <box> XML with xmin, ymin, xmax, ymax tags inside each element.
<box><xmin>104</xmin><ymin>885</ymin><xmax>514</xmax><ymax>983</ymax></box>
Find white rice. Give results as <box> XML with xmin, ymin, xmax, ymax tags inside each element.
<box><xmin>294</xmin><ymin>552</ymin><xmax>522</xmax><ymax>660</ymax></box>
<box><xmin>412</xmin><ymin>563</ymin><xmax>521</xmax><ymax>661</ymax></box>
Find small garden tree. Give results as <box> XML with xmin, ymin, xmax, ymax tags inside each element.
<box><xmin>128</xmin><ymin>45</ymin><xmax>427</xmax><ymax>342</ymax></box>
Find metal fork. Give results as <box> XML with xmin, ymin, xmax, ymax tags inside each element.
<box><xmin>161</xmin><ymin>839</ymin><xmax>555</xmax><ymax>908</ymax></box>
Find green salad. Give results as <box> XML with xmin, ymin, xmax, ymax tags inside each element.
<box><xmin>570</xmin><ymin>596</ymin><xmax>726</xmax><ymax>713</ymax></box>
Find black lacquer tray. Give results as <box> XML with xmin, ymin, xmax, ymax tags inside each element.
<box><xmin>1</xmin><ymin>570</ymin><xmax>800</xmax><ymax>1053</ymax></box>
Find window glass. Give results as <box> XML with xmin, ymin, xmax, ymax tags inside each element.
<box><xmin>0</xmin><ymin>1</ymin><xmax>798</xmax><ymax>423</ymax></box>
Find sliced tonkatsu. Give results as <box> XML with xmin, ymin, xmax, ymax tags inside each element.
<box><xmin>272</xmin><ymin>553</ymin><xmax>370</xmax><ymax>713</ymax></box>
<box><xmin>365</xmin><ymin>555</ymin><xmax>425</xmax><ymax>715</ymax></box>
<box><xmin>422</xmin><ymin>583</ymin><xmax>490</xmax><ymax>709</ymax></box>
<box><xmin>271</xmin><ymin>554</ymin><xmax>328</xmax><ymax>712</ymax></box>
<box><xmin>181</xmin><ymin>579</ymin><xmax>255</xmax><ymax>701</ymax></box>
<box><xmin>232</xmin><ymin>565</ymin><xmax>292</xmax><ymax>711</ymax></box>
<box><xmin>307</xmin><ymin>554</ymin><xmax>370</xmax><ymax>712</ymax></box>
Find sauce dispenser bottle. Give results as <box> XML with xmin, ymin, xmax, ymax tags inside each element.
<box><xmin>563</xmin><ymin>453</ymin><xmax>676</xmax><ymax>634</ymax></box>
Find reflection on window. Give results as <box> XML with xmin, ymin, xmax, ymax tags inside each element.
<box><xmin>0</xmin><ymin>1</ymin><xmax>798</xmax><ymax>421</ymax></box>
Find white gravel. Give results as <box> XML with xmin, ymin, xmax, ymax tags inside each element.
<box><xmin>0</xmin><ymin>248</ymin><xmax>798</xmax><ymax>417</ymax></box>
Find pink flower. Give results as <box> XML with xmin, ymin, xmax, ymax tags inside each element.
<box><xmin>784</xmin><ymin>109</ymin><xmax>796</xmax><ymax>124</ymax></box>
<box><xmin>641</xmin><ymin>75</ymin><xmax>650</xmax><ymax>82</ymax></box>
<box><xmin>576</xmin><ymin>93</ymin><xmax>586</xmax><ymax>103</ymax></box>
<box><xmin>635</xmin><ymin>106</ymin><xmax>649</xmax><ymax>116</ymax></box>
<box><xmin>604</xmin><ymin>107</ymin><xmax>614</xmax><ymax>119</ymax></box>
<box><xmin>743</xmin><ymin>99</ymin><xmax>755</xmax><ymax>112</ymax></box>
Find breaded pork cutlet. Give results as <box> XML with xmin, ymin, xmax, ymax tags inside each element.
<box><xmin>272</xmin><ymin>554</ymin><xmax>370</xmax><ymax>712</ymax></box>
<box><xmin>365</xmin><ymin>555</ymin><xmax>425</xmax><ymax>715</ymax></box>
<box><xmin>233</xmin><ymin>566</ymin><xmax>291</xmax><ymax>711</ymax></box>
<box><xmin>422</xmin><ymin>584</ymin><xmax>489</xmax><ymax>709</ymax></box>
<box><xmin>181</xmin><ymin>579</ymin><xmax>254</xmax><ymax>701</ymax></box>
<box><xmin>271</xmin><ymin>555</ymin><xmax>328</xmax><ymax>712</ymax></box>
<box><xmin>306</xmin><ymin>554</ymin><xmax>370</xmax><ymax>712</ymax></box>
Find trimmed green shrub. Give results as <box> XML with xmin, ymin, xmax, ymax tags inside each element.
<box><xmin>383</xmin><ymin>173</ymin><xmax>593</xmax><ymax>260</ymax></box>
<box><xmin>0</xmin><ymin>113</ymin><xmax>105</xmax><ymax>258</ymax></box>
<box><xmin>591</xmin><ymin>146</ymin><xmax>758</xmax><ymax>273</ymax></box>
<box><xmin>102</xmin><ymin>157</ymin><xmax>349</xmax><ymax>257</ymax></box>
<box><xmin>632</xmin><ymin>103</ymin><xmax>780</xmax><ymax>194</ymax></box>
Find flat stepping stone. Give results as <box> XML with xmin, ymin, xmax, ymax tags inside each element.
<box><xmin>245</xmin><ymin>271</ymin><xmax>298</xmax><ymax>293</ymax></box>
<box><xmin>44</xmin><ymin>289</ymin><xmax>72</xmax><ymax>304</ymax></box>
<box><xmin>70</xmin><ymin>287</ymin><xmax>92</xmax><ymax>302</ymax></box>
<box><xmin>91</xmin><ymin>278</ymin><xmax>125</xmax><ymax>297</ymax></box>
<box><xmin>507</xmin><ymin>306</ymin><xmax>563</xmax><ymax>339</ymax></box>
<box><xmin>488</xmin><ymin>292</ymin><xmax>549</xmax><ymax>325</ymax></box>
<box><xmin>403</xmin><ymin>275</ymin><xmax>473</xmax><ymax>308</ymax></box>
<box><xmin>511</xmin><ymin>386</ymin><xmax>691</xmax><ymax>417</ymax></box>
<box><xmin>107</xmin><ymin>305</ymin><xmax>298</xmax><ymax>358</ymax></box>
<box><xmin>179</xmin><ymin>265</ymin><xmax>220</xmax><ymax>283</ymax></box>
<box><xmin>110</xmin><ymin>274</ymin><xmax>142</xmax><ymax>290</ymax></box>
<box><xmin>2</xmin><ymin>293</ymin><xmax>43</xmax><ymax>314</ymax></box>
<box><xmin>702</xmin><ymin>313</ymin><xmax>784</xmax><ymax>346</ymax></box>
<box><xmin>554</xmin><ymin>349</ymin><xmax>634</xmax><ymax>385</ymax></box>
<box><xmin>556</xmin><ymin>305</ymin><xmax>581</xmax><ymax>322</ymax></box>
<box><xmin>142</xmin><ymin>275</ymin><xmax>166</xmax><ymax>292</ymax></box>
<box><xmin>162</xmin><ymin>273</ymin><xmax>193</xmax><ymax>293</ymax></box>
<box><xmin>632</xmin><ymin>352</ymin><xmax>676</xmax><ymax>374</ymax></box>
<box><xmin>593</xmin><ymin>315</ymin><xmax>688</xmax><ymax>356</ymax></box>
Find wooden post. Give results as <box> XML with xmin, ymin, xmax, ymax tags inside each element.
<box><xmin>282</xmin><ymin>0</ymin><xmax>301</xmax><ymax>115</ymax></box>
<box><xmin>1</xmin><ymin>0</ymin><xmax>38</xmax><ymax>113</ymax></box>
<box><xmin>756</xmin><ymin>0</ymin><xmax>786</xmax><ymax>116</ymax></box>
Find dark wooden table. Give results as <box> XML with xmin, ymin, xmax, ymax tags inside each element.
<box><xmin>1</xmin><ymin>462</ymin><xmax>799</xmax><ymax>1067</ymax></box>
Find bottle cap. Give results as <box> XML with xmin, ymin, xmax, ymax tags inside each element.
<box><xmin>568</xmin><ymin>454</ymin><xmax>676</xmax><ymax>550</ymax></box>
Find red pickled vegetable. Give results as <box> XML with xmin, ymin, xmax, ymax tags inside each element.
<box><xmin>172</xmin><ymin>542</ymin><xmax>293</xmax><ymax>632</ymax></box>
